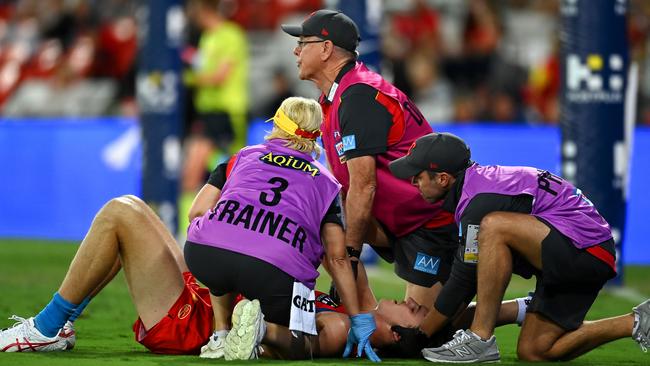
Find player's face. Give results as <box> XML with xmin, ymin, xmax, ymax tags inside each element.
<box><xmin>411</xmin><ymin>171</ymin><xmax>448</xmax><ymax>203</ymax></box>
<box><xmin>293</xmin><ymin>37</ymin><xmax>324</xmax><ymax>80</ymax></box>
<box><xmin>375</xmin><ymin>297</ymin><xmax>428</xmax><ymax>328</ymax></box>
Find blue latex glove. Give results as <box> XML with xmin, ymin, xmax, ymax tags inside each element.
<box><xmin>343</xmin><ymin>313</ymin><xmax>381</xmax><ymax>362</ymax></box>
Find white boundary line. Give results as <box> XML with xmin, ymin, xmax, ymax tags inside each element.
<box><xmin>605</xmin><ymin>286</ymin><xmax>648</xmax><ymax>303</ymax></box>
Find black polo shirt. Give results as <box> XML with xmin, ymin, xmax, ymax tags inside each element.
<box><xmin>434</xmin><ymin>169</ymin><xmax>535</xmax><ymax>317</ymax></box>
<box><xmin>324</xmin><ymin>62</ymin><xmax>394</xmax><ymax>160</ymax></box>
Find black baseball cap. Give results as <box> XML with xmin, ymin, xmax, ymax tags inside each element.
<box><xmin>389</xmin><ymin>133</ymin><xmax>472</xmax><ymax>179</ymax></box>
<box><xmin>281</xmin><ymin>9</ymin><xmax>360</xmax><ymax>52</ymax></box>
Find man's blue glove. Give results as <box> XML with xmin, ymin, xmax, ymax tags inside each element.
<box><xmin>343</xmin><ymin>313</ymin><xmax>381</xmax><ymax>362</ymax></box>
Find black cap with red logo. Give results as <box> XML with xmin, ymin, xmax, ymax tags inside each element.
<box><xmin>390</xmin><ymin>133</ymin><xmax>473</xmax><ymax>179</ymax></box>
<box><xmin>281</xmin><ymin>9</ymin><xmax>360</xmax><ymax>52</ymax></box>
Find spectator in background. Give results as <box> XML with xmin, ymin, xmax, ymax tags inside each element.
<box><xmin>381</xmin><ymin>0</ymin><xmax>442</xmax><ymax>98</ymax></box>
<box><xmin>257</xmin><ymin>68</ymin><xmax>296</xmax><ymax>120</ymax></box>
<box><xmin>405</xmin><ymin>50</ymin><xmax>454</xmax><ymax>124</ymax></box>
<box><xmin>442</xmin><ymin>0</ymin><xmax>499</xmax><ymax>93</ymax></box>
<box><xmin>523</xmin><ymin>40</ymin><xmax>560</xmax><ymax>124</ymax></box>
<box><xmin>181</xmin><ymin>0</ymin><xmax>249</xmax><ymax>232</ymax></box>
<box><xmin>628</xmin><ymin>0</ymin><xmax>650</xmax><ymax>125</ymax></box>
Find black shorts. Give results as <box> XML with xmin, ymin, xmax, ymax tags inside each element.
<box><xmin>193</xmin><ymin>112</ymin><xmax>234</xmax><ymax>148</ymax></box>
<box><xmin>372</xmin><ymin>223</ymin><xmax>458</xmax><ymax>287</ymax></box>
<box><xmin>184</xmin><ymin>241</ymin><xmax>294</xmax><ymax>327</ymax></box>
<box><xmin>527</xmin><ymin>218</ymin><xmax>616</xmax><ymax>330</ymax></box>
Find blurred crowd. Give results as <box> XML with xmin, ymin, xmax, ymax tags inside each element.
<box><xmin>0</xmin><ymin>0</ymin><xmax>138</xmax><ymax>116</ymax></box>
<box><xmin>0</xmin><ymin>0</ymin><xmax>649</xmax><ymax>125</ymax></box>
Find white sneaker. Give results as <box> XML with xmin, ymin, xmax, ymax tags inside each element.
<box><xmin>0</xmin><ymin>316</ymin><xmax>70</xmax><ymax>352</ymax></box>
<box><xmin>58</xmin><ymin>321</ymin><xmax>76</xmax><ymax>350</ymax></box>
<box><xmin>633</xmin><ymin>299</ymin><xmax>650</xmax><ymax>352</ymax></box>
<box><xmin>200</xmin><ymin>331</ymin><xmax>228</xmax><ymax>359</ymax></box>
<box><xmin>224</xmin><ymin>299</ymin><xmax>266</xmax><ymax>360</ymax></box>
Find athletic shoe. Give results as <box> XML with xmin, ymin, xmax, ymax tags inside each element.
<box><xmin>200</xmin><ymin>331</ymin><xmax>228</xmax><ymax>359</ymax></box>
<box><xmin>0</xmin><ymin>315</ymin><xmax>70</xmax><ymax>352</ymax></box>
<box><xmin>224</xmin><ymin>299</ymin><xmax>266</xmax><ymax>360</ymax></box>
<box><xmin>422</xmin><ymin>329</ymin><xmax>500</xmax><ymax>363</ymax></box>
<box><xmin>633</xmin><ymin>299</ymin><xmax>650</xmax><ymax>352</ymax></box>
<box><xmin>58</xmin><ymin>321</ymin><xmax>76</xmax><ymax>350</ymax></box>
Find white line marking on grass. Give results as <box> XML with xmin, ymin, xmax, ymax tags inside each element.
<box><xmin>365</xmin><ymin>265</ymin><xmax>403</xmax><ymax>285</ymax></box>
<box><xmin>605</xmin><ymin>286</ymin><xmax>647</xmax><ymax>303</ymax></box>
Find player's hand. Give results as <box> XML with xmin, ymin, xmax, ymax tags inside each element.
<box><xmin>343</xmin><ymin>313</ymin><xmax>381</xmax><ymax>362</ymax></box>
<box><xmin>391</xmin><ymin>325</ymin><xmax>429</xmax><ymax>357</ymax></box>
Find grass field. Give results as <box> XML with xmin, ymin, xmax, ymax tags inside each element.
<box><xmin>1</xmin><ymin>239</ymin><xmax>649</xmax><ymax>365</ymax></box>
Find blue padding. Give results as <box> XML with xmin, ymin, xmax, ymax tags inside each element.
<box><xmin>0</xmin><ymin>117</ymin><xmax>141</xmax><ymax>241</ymax></box>
<box><xmin>1</xmin><ymin>119</ymin><xmax>648</xmax><ymax>264</ymax></box>
<box><xmin>625</xmin><ymin>128</ymin><xmax>650</xmax><ymax>264</ymax></box>
<box><xmin>439</xmin><ymin>124</ymin><xmax>560</xmax><ymax>172</ymax></box>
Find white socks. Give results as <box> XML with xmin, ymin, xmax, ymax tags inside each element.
<box><xmin>515</xmin><ymin>294</ymin><xmax>533</xmax><ymax>326</ymax></box>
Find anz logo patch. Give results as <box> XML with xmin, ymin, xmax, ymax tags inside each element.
<box><xmin>342</xmin><ymin>135</ymin><xmax>356</xmax><ymax>151</ymax></box>
<box><xmin>413</xmin><ymin>252</ymin><xmax>440</xmax><ymax>275</ymax></box>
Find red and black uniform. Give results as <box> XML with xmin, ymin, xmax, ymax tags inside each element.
<box><xmin>132</xmin><ymin>272</ymin><xmax>213</xmax><ymax>355</ymax></box>
<box><xmin>314</xmin><ymin>290</ymin><xmax>347</xmax><ymax>314</ymax></box>
<box><xmin>319</xmin><ymin>61</ymin><xmax>457</xmax><ymax>287</ymax></box>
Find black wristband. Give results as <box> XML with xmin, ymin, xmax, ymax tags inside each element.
<box><xmin>350</xmin><ymin>259</ymin><xmax>359</xmax><ymax>279</ymax></box>
<box><xmin>346</xmin><ymin>246</ymin><xmax>361</xmax><ymax>259</ymax></box>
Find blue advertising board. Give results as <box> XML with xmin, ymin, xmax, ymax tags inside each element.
<box><xmin>1</xmin><ymin>120</ymin><xmax>649</xmax><ymax>268</ymax></box>
<box><xmin>0</xmin><ymin>118</ymin><xmax>141</xmax><ymax>240</ymax></box>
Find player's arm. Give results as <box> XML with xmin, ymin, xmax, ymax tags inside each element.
<box><xmin>338</xmin><ymin>84</ymin><xmax>392</xmax><ymax>252</ymax></box>
<box><xmin>184</xmin><ymin>54</ymin><xmax>235</xmax><ymax>87</ymax></box>
<box><xmin>321</xmin><ymin>207</ymin><xmax>360</xmax><ymax>316</ymax></box>
<box><xmin>424</xmin><ymin>259</ymin><xmax>477</xmax><ymax>334</ymax></box>
<box><xmin>315</xmin><ymin>312</ymin><xmax>350</xmax><ymax>357</ymax></box>
<box><xmin>344</xmin><ymin>156</ymin><xmax>376</xmax><ymax>252</ymax></box>
<box><xmin>338</xmin><ymin>85</ymin><xmax>393</xmax><ymax>311</ymax></box>
<box><xmin>189</xmin><ymin>185</ymin><xmax>222</xmax><ymax>221</ymax></box>
<box><xmin>188</xmin><ymin>155</ymin><xmax>235</xmax><ymax>220</ymax></box>
<box><xmin>192</xmin><ymin>60</ymin><xmax>235</xmax><ymax>86</ymax></box>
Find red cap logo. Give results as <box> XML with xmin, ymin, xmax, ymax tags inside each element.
<box><xmin>429</xmin><ymin>163</ymin><xmax>439</xmax><ymax>169</ymax></box>
<box><xmin>321</xmin><ymin>28</ymin><xmax>329</xmax><ymax>36</ymax></box>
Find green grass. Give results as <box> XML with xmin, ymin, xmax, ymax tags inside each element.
<box><xmin>0</xmin><ymin>239</ymin><xmax>648</xmax><ymax>365</ymax></box>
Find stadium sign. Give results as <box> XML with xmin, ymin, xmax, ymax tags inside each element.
<box><xmin>566</xmin><ymin>53</ymin><xmax>625</xmax><ymax>104</ymax></box>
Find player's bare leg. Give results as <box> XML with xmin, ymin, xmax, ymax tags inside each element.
<box><xmin>471</xmin><ymin>212</ymin><xmax>547</xmax><ymax>340</ymax></box>
<box><xmin>200</xmin><ymin>293</ymin><xmax>234</xmax><ymax>359</ymax></box>
<box><xmin>182</xmin><ymin>136</ymin><xmax>213</xmax><ymax>193</ymax></box>
<box><xmin>58</xmin><ymin>195</ymin><xmax>185</xmax><ymax>329</ymax></box>
<box><xmin>209</xmin><ymin>294</ymin><xmax>233</xmax><ymax>331</ymax></box>
<box><xmin>517</xmin><ymin>311</ymin><xmax>634</xmax><ymax>360</ymax></box>
<box><xmin>0</xmin><ymin>195</ymin><xmax>186</xmax><ymax>352</ymax></box>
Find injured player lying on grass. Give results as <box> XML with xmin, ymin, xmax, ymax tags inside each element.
<box><xmin>0</xmin><ymin>195</ymin><xmax>532</xmax><ymax>359</ymax></box>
